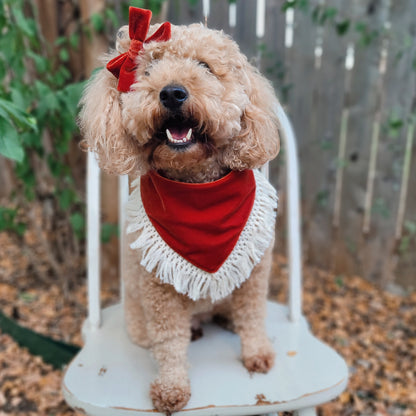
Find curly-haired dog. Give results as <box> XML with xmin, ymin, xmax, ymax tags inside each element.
<box><xmin>79</xmin><ymin>7</ymin><xmax>280</xmax><ymax>414</ymax></box>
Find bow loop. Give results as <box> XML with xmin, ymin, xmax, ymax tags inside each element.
<box><xmin>129</xmin><ymin>7</ymin><xmax>151</xmax><ymax>42</ymax></box>
<box><xmin>146</xmin><ymin>22</ymin><xmax>172</xmax><ymax>43</ymax></box>
<box><xmin>106</xmin><ymin>7</ymin><xmax>171</xmax><ymax>92</ymax></box>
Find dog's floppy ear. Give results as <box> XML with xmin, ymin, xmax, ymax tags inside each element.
<box><xmin>224</xmin><ymin>64</ymin><xmax>280</xmax><ymax>170</ymax></box>
<box><xmin>78</xmin><ymin>64</ymin><xmax>145</xmax><ymax>175</ymax></box>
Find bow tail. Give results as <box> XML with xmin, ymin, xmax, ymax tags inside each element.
<box><xmin>106</xmin><ymin>53</ymin><xmax>138</xmax><ymax>92</ymax></box>
<box><xmin>106</xmin><ymin>53</ymin><xmax>128</xmax><ymax>79</ymax></box>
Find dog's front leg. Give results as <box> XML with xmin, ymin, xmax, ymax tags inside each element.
<box><xmin>231</xmin><ymin>244</ymin><xmax>275</xmax><ymax>373</ymax></box>
<box><xmin>139</xmin><ymin>273</ymin><xmax>193</xmax><ymax>414</ymax></box>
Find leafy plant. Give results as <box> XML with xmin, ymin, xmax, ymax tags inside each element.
<box><xmin>0</xmin><ymin>0</ymin><xmax>88</xmax><ymax>280</ymax></box>
<box><xmin>385</xmin><ymin>113</ymin><xmax>404</xmax><ymax>139</ymax></box>
<box><xmin>0</xmin><ymin>98</ymin><xmax>38</xmax><ymax>162</ymax></box>
<box><xmin>282</xmin><ymin>0</ymin><xmax>310</xmax><ymax>13</ymax></box>
<box><xmin>372</xmin><ymin>198</ymin><xmax>390</xmax><ymax>219</ymax></box>
<box><xmin>399</xmin><ymin>221</ymin><xmax>416</xmax><ymax>255</ymax></box>
<box><xmin>0</xmin><ymin>0</ymin><xmax>84</xmax><ymax>194</ymax></box>
<box><xmin>0</xmin><ymin>0</ymin><xmax>171</xmax><ymax>284</ymax></box>
<box><xmin>101</xmin><ymin>222</ymin><xmax>119</xmax><ymax>244</ymax></box>
<box><xmin>281</xmin><ymin>0</ymin><xmax>385</xmax><ymax>45</ymax></box>
<box><xmin>0</xmin><ymin>207</ymin><xmax>25</xmax><ymax>236</ymax></box>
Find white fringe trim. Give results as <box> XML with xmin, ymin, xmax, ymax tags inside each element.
<box><xmin>126</xmin><ymin>170</ymin><xmax>277</xmax><ymax>302</ymax></box>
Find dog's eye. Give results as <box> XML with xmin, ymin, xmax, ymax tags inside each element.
<box><xmin>144</xmin><ymin>70</ymin><xmax>150</xmax><ymax>76</ymax></box>
<box><xmin>198</xmin><ymin>61</ymin><xmax>211</xmax><ymax>72</ymax></box>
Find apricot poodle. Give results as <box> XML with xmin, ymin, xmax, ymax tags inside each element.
<box><xmin>79</xmin><ymin>7</ymin><xmax>280</xmax><ymax>414</ymax></box>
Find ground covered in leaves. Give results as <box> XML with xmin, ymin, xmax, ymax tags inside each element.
<box><xmin>0</xmin><ymin>230</ymin><xmax>415</xmax><ymax>416</ymax></box>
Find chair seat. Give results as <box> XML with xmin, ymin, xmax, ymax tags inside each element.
<box><xmin>63</xmin><ymin>301</ymin><xmax>348</xmax><ymax>416</ymax></box>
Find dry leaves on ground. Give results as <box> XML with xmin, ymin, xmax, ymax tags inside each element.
<box><xmin>0</xmin><ymin>231</ymin><xmax>415</xmax><ymax>416</ymax></box>
<box><xmin>271</xmin><ymin>256</ymin><xmax>416</xmax><ymax>416</ymax></box>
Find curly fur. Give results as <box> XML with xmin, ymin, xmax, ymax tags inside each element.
<box><xmin>79</xmin><ymin>23</ymin><xmax>279</xmax><ymax>181</ymax></box>
<box><xmin>79</xmin><ymin>22</ymin><xmax>280</xmax><ymax>414</ymax></box>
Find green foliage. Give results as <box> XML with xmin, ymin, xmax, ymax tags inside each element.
<box><xmin>335</xmin><ymin>20</ymin><xmax>350</xmax><ymax>36</ymax></box>
<box><xmin>0</xmin><ymin>98</ymin><xmax>37</xmax><ymax>162</ymax></box>
<box><xmin>282</xmin><ymin>1</ymin><xmax>386</xmax><ymax>45</ymax></box>
<box><xmin>372</xmin><ymin>198</ymin><xmax>390</xmax><ymax>219</ymax></box>
<box><xmin>101</xmin><ymin>222</ymin><xmax>119</xmax><ymax>244</ymax></box>
<box><xmin>91</xmin><ymin>12</ymin><xmax>106</xmax><ymax>33</ymax></box>
<box><xmin>385</xmin><ymin>113</ymin><xmax>405</xmax><ymax>139</ymax></box>
<box><xmin>0</xmin><ymin>207</ymin><xmax>26</xmax><ymax>236</ymax></box>
<box><xmin>399</xmin><ymin>221</ymin><xmax>416</xmax><ymax>255</ymax></box>
<box><xmin>311</xmin><ymin>5</ymin><xmax>337</xmax><ymax>26</ymax></box>
<box><xmin>355</xmin><ymin>22</ymin><xmax>380</xmax><ymax>47</ymax></box>
<box><xmin>70</xmin><ymin>212</ymin><xmax>85</xmax><ymax>241</ymax></box>
<box><xmin>0</xmin><ymin>0</ymin><xmax>86</xmax><ymax>238</ymax></box>
<box><xmin>261</xmin><ymin>42</ymin><xmax>291</xmax><ymax>103</ymax></box>
<box><xmin>316</xmin><ymin>189</ymin><xmax>329</xmax><ymax>208</ymax></box>
<box><xmin>282</xmin><ymin>0</ymin><xmax>309</xmax><ymax>13</ymax></box>
<box><xmin>334</xmin><ymin>275</ymin><xmax>345</xmax><ymax>288</ymax></box>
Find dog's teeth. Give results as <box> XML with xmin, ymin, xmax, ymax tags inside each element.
<box><xmin>166</xmin><ymin>129</ymin><xmax>173</xmax><ymax>141</ymax></box>
<box><xmin>186</xmin><ymin>128</ymin><xmax>192</xmax><ymax>140</ymax></box>
<box><xmin>166</xmin><ymin>128</ymin><xmax>193</xmax><ymax>144</ymax></box>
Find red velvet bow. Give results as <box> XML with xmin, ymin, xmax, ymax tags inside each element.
<box><xmin>106</xmin><ymin>7</ymin><xmax>171</xmax><ymax>92</ymax></box>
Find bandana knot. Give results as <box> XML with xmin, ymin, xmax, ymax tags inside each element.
<box><xmin>106</xmin><ymin>7</ymin><xmax>171</xmax><ymax>92</ymax></box>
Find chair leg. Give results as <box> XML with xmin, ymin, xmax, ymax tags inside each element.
<box><xmin>293</xmin><ymin>407</ymin><xmax>317</xmax><ymax>416</ymax></box>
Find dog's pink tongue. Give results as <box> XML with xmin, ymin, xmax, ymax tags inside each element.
<box><xmin>169</xmin><ymin>127</ymin><xmax>190</xmax><ymax>140</ymax></box>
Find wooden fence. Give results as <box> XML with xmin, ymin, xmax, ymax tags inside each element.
<box><xmin>167</xmin><ymin>0</ymin><xmax>416</xmax><ymax>289</ymax></box>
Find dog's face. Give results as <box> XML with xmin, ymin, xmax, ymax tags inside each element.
<box><xmin>79</xmin><ymin>23</ymin><xmax>280</xmax><ymax>181</ymax></box>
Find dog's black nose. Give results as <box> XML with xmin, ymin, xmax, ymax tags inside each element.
<box><xmin>160</xmin><ymin>84</ymin><xmax>188</xmax><ymax>110</ymax></box>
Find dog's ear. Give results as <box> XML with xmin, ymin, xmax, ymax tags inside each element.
<box><xmin>224</xmin><ymin>64</ymin><xmax>280</xmax><ymax>170</ymax></box>
<box><xmin>78</xmin><ymin>64</ymin><xmax>145</xmax><ymax>175</ymax></box>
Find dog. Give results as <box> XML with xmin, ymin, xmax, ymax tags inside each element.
<box><xmin>79</xmin><ymin>7</ymin><xmax>280</xmax><ymax>414</ymax></box>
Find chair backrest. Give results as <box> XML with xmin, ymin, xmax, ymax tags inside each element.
<box><xmin>275</xmin><ymin>104</ymin><xmax>302</xmax><ymax>323</ymax></box>
<box><xmin>85</xmin><ymin>103</ymin><xmax>303</xmax><ymax>330</ymax></box>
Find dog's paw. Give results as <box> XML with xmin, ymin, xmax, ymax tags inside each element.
<box><xmin>150</xmin><ymin>379</ymin><xmax>191</xmax><ymax>414</ymax></box>
<box><xmin>243</xmin><ymin>348</ymin><xmax>275</xmax><ymax>374</ymax></box>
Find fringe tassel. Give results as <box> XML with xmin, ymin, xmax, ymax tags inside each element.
<box><xmin>126</xmin><ymin>170</ymin><xmax>278</xmax><ymax>302</ymax></box>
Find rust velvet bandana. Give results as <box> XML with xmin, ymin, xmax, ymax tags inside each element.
<box><xmin>140</xmin><ymin>170</ymin><xmax>256</xmax><ymax>273</ymax></box>
<box><xmin>106</xmin><ymin>7</ymin><xmax>171</xmax><ymax>92</ymax></box>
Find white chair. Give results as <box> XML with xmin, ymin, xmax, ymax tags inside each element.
<box><xmin>62</xmin><ymin>104</ymin><xmax>348</xmax><ymax>416</ymax></box>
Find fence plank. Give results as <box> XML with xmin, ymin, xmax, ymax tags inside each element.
<box><xmin>262</xmin><ymin>0</ymin><xmax>286</xmax><ymax>228</ymax></box>
<box><xmin>259</xmin><ymin>0</ymin><xmax>287</xmax><ymax>251</ymax></box>
<box><xmin>155</xmin><ymin>0</ymin><xmax>416</xmax><ymax>288</ymax></box>
<box><xmin>332</xmin><ymin>0</ymin><xmax>390</xmax><ymax>278</ymax></box>
<box><xmin>304</xmin><ymin>0</ymin><xmax>350</xmax><ymax>269</ymax></box>
<box><xmin>208</xmin><ymin>0</ymin><xmax>230</xmax><ymax>33</ymax></box>
<box><xmin>168</xmin><ymin>0</ymin><xmax>203</xmax><ymax>25</ymax></box>
<box><xmin>262</xmin><ymin>0</ymin><xmax>286</xmax><ymax>93</ymax></box>
<box><xmin>396</xmin><ymin>117</ymin><xmax>416</xmax><ymax>289</ymax></box>
<box><xmin>285</xmin><ymin>3</ymin><xmax>319</xmax><ymax>142</ymax></box>
<box><xmin>233</xmin><ymin>0</ymin><xmax>258</xmax><ymax>59</ymax></box>
<box><xmin>283</xmin><ymin>1</ymin><xmax>319</xmax><ymax>263</ymax></box>
<box><xmin>360</xmin><ymin>0</ymin><xmax>416</xmax><ymax>286</ymax></box>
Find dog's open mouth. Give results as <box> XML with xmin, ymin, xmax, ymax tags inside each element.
<box><xmin>158</xmin><ymin>117</ymin><xmax>198</xmax><ymax>150</ymax></box>
<box><xmin>166</xmin><ymin>126</ymin><xmax>194</xmax><ymax>148</ymax></box>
